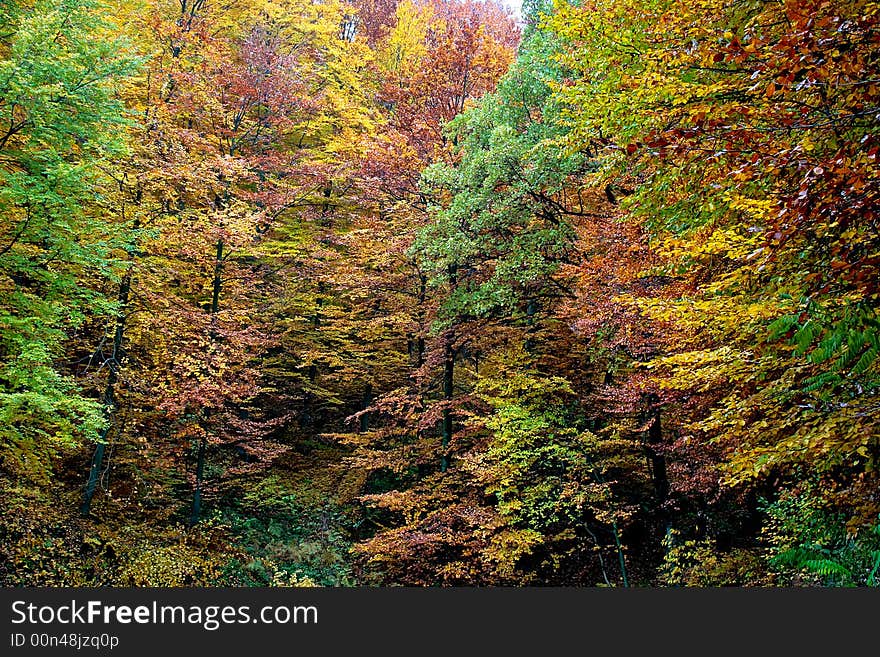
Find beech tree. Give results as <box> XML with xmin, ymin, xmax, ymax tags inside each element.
<box><xmin>0</xmin><ymin>0</ymin><xmax>138</xmax><ymax>484</ymax></box>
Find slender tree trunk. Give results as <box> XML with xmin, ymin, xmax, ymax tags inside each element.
<box><xmin>81</xmin><ymin>441</ymin><xmax>106</xmax><ymax>518</ymax></box>
<box><xmin>524</xmin><ymin>298</ymin><xmax>537</xmax><ymax>353</ymax></box>
<box><xmin>416</xmin><ymin>273</ymin><xmax>426</xmax><ymax>367</ymax></box>
<box><xmin>441</xmin><ymin>344</ymin><xmax>454</xmax><ymax>472</ymax></box>
<box><xmin>645</xmin><ymin>393</ymin><xmax>669</xmax><ymax>503</ymax></box>
<box><xmin>612</xmin><ymin>520</ymin><xmax>629</xmax><ymax>588</ymax></box>
<box><xmin>191</xmin><ymin>238</ymin><xmax>223</xmax><ymax>525</ymax></box>
<box><xmin>81</xmin><ymin>270</ymin><xmax>132</xmax><ymax>517</ymax></box>
<box><xmin>190</xmin><ymin>435</ymin><xmax>207</xmax><ymax>526</ymax></box>
<box><xmin>211</xmin><ymin>238</ymin><xmax>223</xmax><ymax>315</ymax></box>
<box><xmin>440</xmin><ymin>264</ymin><xmax>458</xmax><ymax>472</ymax></box>
<box><xmin>301</xmin><ymin>285</ymin><xmax>322</xmax><ymax>427</ymax></box>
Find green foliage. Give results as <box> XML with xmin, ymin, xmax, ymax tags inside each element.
<box><xmin>0</xmin><ymin>0</ymin><xmax>140</xmax><ymax>481</ymax></box>
<box><xmin>459</xmin><ymin>365</ymin><xmax>635</xmax><ymax>585</ymax></box>
<box><xmin>415</xmin><ymin>24</ymin><xmax>582</xmax><ymax>324</ymax></box>
<box><xmin>762</xmin><ymin>490</ymin><xmax>880</xmax><ymax>587</ymax></box>
<box><xmin>658</xmin><ymin>530</ymin><xmax>769</xmax><ymax>587</ymax></box>
<box><xmin>473</xmin><ymin>372</ymin><xmax>613</xmax><ymax>531</ymax></box>
<box><xmin>217</xmin><ymin>475</ymin><xmax>357</xmax><ymax>586</ymax></box>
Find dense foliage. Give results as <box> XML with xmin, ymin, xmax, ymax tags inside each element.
<box><xmin>1</xmin><ymin>0</ymin><xmax>877</xmax><ymax>586</ymax></box>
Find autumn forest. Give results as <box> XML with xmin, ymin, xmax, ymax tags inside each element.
<box><xmin>1</xmin><ymin>0</ymin><xmax>878</xmax><ymax>587</ymax></box>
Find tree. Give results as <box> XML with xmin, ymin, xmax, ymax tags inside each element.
<box><xmin>0</xmin><ymin>0</ymin><xmax>139</xmax><ymax>484</ymax></box>
<box><xmin>547</xmin><ymin>0</ymin><xmax>880</xmax><ymax>577</ymax></box>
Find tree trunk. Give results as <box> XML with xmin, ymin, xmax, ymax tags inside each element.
<box><xmin>81</xmin><ymin>270</ymin><xmax>132</xmax><ymax>517</ymax></box>
<box><xmin>211</xmin><ymin>238</ymin><xmax>223</xmax><ymax>315</ymax></box>
<box><xmin>191</xmin><ymin>238</ymin><xmax>223</xmax><ymax>525</ymax></box>
<box><xmin>440</xmin><ymin>264</ymin><xmax>458</xmax><ymax>472</ymax></box>
<box><xmin>645</xmin><ymin>393</ymin><xmax>669</xmax><ymax>503</ymax></box>
<box><xmin>417</xmin><ymin>273</ymin><xmax>427</xmax><ymax>367</ymax></box>
<box><xmin>441</xmin><ymin>344</ymin><xmax>454</xmax><ymax>472</ymax></box>
<box><xmin>524</xmin><ymin>298</ymin><xmax>537</xmax><ymax>353</ymax></box>
<box><xmin>190</xmin><ymin>435</ymin><xmax>207</xmax><ymax>526</ymax></box>
<box><xmin>81</xmin><ymin>442</ymin><xmax>105</xmax><ymax>518</ymax></box>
